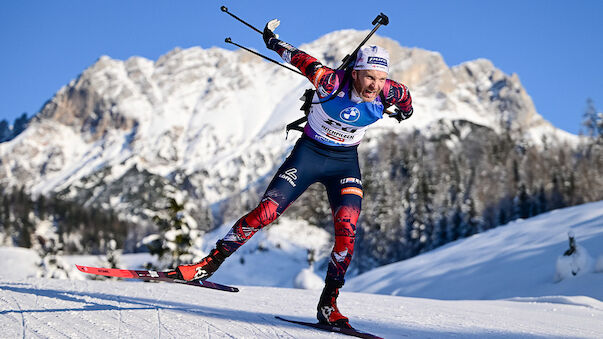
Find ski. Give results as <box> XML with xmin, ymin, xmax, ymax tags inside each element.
<box><xmin>75</xmin><ymin>265</ymin><xmax>239</xmax><ymax>292</ymax></box>
<box><xmin>275</xmin><ymin>316</ymin><xmax>383</xmax><ymax>339</ymax></box>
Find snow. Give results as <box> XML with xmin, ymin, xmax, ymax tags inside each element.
<box><xmin>346</xmin><ymin>200</ymin><xmax>603</xmax><ymax>301</ymax></box>
<box><xmin>0</xmin><ymin>279</ymin><xmax>601</xmax><ymax>338</ymax></box>
<box><xmin>0</xmin><ymin>247</ymin><xmax>38</xmax><ymax>280</ymax></box>
<box><xmin>1</xmin><ymin>202</ymin><xmax>603</xmax><ymax>338</ymax></box>
<box><xmin>293</xmin><ymin>266</ymin><xmax>324</xmax><ymax>290</ymax></box>
<box><xmin>555</xmin><ymin>244</ymin><xmax>594</xmax><ymax>282</ymax></box>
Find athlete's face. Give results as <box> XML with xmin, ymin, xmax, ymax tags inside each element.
<box><xmin>351</xmin><ymin>69</ymin><xmax>387</xmax><ymax>102</ymax></box>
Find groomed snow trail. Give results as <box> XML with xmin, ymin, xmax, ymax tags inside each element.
<box><xmin>1</xmin><ymin>278</ymin><xmax>602</xmax><ymax>338</ymax></box>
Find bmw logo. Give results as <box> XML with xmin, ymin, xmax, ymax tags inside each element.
<box><xmin>340</xmin><ymin>107</ymin><xmax>360</xmax><ymax>123</ymax></box>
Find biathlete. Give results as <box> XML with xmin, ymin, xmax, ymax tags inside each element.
<box><xmin>176</xmin><ymin>19</ymin><xmax>414</xmax><ymax>328</ymax></box>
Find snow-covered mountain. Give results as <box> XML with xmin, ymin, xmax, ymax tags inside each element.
<box><xmin>1</xmin><ymin>201</ymin><xmax>602</xmax><ymax>338</ymax></box>
<box><xmin>0</xmin><ymin>30</ymin><xmax>576</xmax><ymax>225</ymax></box>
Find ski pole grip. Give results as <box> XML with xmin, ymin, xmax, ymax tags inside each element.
<box><xmin>225</xmin><ymin>37</ymin><xmax>232</xmax><ymax>44</ymax></box>
<box><xmin>221</xmin><ymin>6</ymin><xmax>228</xmax><ymax>12</ymax></box>
<box><xmin>372</xmin><ymin>13</ymin><xmax>389</xmax><ymax>26</ymax></box>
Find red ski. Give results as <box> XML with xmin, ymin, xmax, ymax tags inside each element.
<box><xmin>75</xmin><ymin>265</ymin><xmax>239</xmax><ymax>292</ymax></box>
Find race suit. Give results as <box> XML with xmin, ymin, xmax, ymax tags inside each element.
<box><xmin>218</xmin><ymin>38</ymin><xmax>413</xmax><ymax>286</ymax></box>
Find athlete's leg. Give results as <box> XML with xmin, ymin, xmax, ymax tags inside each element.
<box><xmin>218</xmin><ymin>191</ymin><xmax>286</xmax><ymax>254</ymax></box>
<box><xmin>177</xmin><ymin>139</ymin><xmax>320</xmax><ymax>280</ymax></box>
<box><xmin>324</xmin><ymin>177</ymin><xmax>363</xmax><ymax>285</ymax></box>
<box><xmin>316</xmin><ymin>174</ymin><xmax>362</xmax><ymax>326</ymax></box>
<box><xmin>219</xmin><ymin>144</ymin><xmax>318</xmax><ymax>254</ymax></box>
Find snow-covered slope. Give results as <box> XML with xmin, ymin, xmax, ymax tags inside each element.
<box><xmin>347</xmin><ymin>200</ymin><xmax>603</xmax><ymax>301</ymax></box>
<box><xmin>2</xmin><ymin>202</ymin><xmax>603</xmax><ymax>338</ymax></box>
<box><xmin>1</xmin><ymin>278</ymin><xmax>601</xmax><ymax>339</ymax></box>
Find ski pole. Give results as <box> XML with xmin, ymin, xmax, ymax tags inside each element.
<box><xmin>337</xmin><ymin>12</ymin><xmax>389</xmax><ymax>70</ymax></box>
<box><xmin>221</xmin><ymin>6</ymin><xmax>263</xmax><ymax>35</ymax></box>
<box><xmin>224</xmin><ymin>38</ymin><xmax>304</xmax><ymax>76</ymax></box>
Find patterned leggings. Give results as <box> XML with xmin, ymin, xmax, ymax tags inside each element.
<box><xmin>219</xmin><ymin>135</ymin><xmax>363</xmax><ymax>285</ymax></box>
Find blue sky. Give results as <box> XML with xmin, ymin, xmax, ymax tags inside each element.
<box><xmin>1</xmin><ymin>0</ymin><xmax>601</xmax><ymax>134</ymax></box>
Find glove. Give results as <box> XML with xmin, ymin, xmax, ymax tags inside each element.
<box><xmin>386</xmin><ymin>105</ymin><xmax>413</xmax><ymax>122</ymax></box>
<box><xmin>384</xmin><ymin>83</ymin><xmax>413</xmax><ymax>122</ymax></box>
<box><xmin>263</xmin><ymin>19</ymin><xmax>280</xmax><ymax>49</ymax></box>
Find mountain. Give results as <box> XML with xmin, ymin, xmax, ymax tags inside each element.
<box><xmin>1</xmin><ymin>202</ymin><xmax>602</xmax><ymax>338</ymax></box>
<box><xmin>0</xmin><ymin>30</ymin><xmax>582</xmax><ymax>247</ymax></box>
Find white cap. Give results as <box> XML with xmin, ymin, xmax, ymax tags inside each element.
<box><xmin>354</xmin><ymin>45</ymin><xmax>389</xmax><ymax>74</ymax></box>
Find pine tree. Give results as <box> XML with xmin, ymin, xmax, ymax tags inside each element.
<box><xmin>34</xmin><ymin>222</ymin><xmax>71</xmax><ymax>279</ymax></box>
<box><xmin>448</xmin><ymin>204</ymin><xmax>463</xmax><ymax>241</ymax></box>
<box><xmin>514</xmin><ymin>183</ymin><xmax>531</xmax><ymax>219</ymax></box>
<box><xmin>582</xmin><ymin>98</ymin><xmax>600</xmax><ymax>138</ymax></box>
<box><xmin>535</xmin><ymin>185</ymin><xmax>548</xmax><ymax>216</ymax></box>
<box><xmin>0</xmin><ymin>119</ymin><xmax>10</xmax><ymax>142</ymax></box>
<box><xmin>143</xmin><ymin>195</ymin><xmax>203</xmax><ymax>268</ymax></box>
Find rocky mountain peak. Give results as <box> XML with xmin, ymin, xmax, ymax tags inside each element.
<box><xmin>0</xmin><ymin>30</ymin><xmax>572</xmax><ymax>202</ymax></box>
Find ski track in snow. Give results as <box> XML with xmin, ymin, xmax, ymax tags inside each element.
<box><xmin>0</xmin><ymin>288</ymin><xmax>25</xmax><ymax>338</ymax></box>
<box><xmin>1</xmin><ymin>278</ymin><xmax>602</xmax><ymax>339</ymax></box>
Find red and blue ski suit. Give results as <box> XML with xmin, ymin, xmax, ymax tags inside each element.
<box><xmin>219</xmin><ymin>38</ymin><xmax>413</xmax><ymax>286</ymax></box>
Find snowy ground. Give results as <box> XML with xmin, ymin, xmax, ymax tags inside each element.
<box><xmin>347</xmin><ymin>200</ymin><xmax>603</xmax><ymax>301</ymax></box>
<box><xmin>1</xmin><ymin>278</ymin><xmax>601</xmax><ymax>338</ymax></box>
<box><xmin>1</xmin><ymin>202</ymin><xmax>603</xmax><ymax>338</ymax></box>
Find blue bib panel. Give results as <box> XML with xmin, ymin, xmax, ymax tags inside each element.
<box><xmin>305</xmin><ymin>74</ymin><xmax>385</xmax><ymax>146</ymax></box>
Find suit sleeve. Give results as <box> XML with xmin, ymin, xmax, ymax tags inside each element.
<box><xmin>267</xmin><ymin>38</ymin><xmax>339</xmax><ymax>98</ymax></box>
<box><xmin>384</xmin><ymin>80</ymin><xmax>413</xmax><ymax>114</ymax></box>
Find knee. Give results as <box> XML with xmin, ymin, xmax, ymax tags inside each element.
<box><xmin>246</xmin><ymin>197</ymin><xmax>279</xmax><ymax>228</ymax></box>
<box><xmin>333</xmin><ymin>206</ymin><xmax>359</xmax><ymax>249</ymax></box>
<box><xmin>334</xmin><ymin>206</ymin><xmax>359</xmax><ymax>234</ymax></box>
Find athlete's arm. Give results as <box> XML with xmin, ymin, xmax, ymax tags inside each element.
<box><xmin>263</xmin><ymin>22</ymin><xmax>338</xmax><ymax>98</ymax></box>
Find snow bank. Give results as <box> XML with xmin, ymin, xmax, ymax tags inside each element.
<box><xmin>293</xmin><ymin>266</ymin><xmax>324</xmax><ymax>290</ymax></box>
<box><xmin>347</xmin><ymin>200</ymin><xmax>603</xmax><ymax>301</ymax></box>
<box><xmin>555</xmin><ymin>244</ymin><xmax>594</xmax><ymax>281</ymax></box>
<box><xmin>2</xmin><ymin>202</ymin><xmax>603</xmax><ymax>338</ymax></box>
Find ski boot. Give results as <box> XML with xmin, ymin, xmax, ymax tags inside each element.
<box><xmin>316</xmin><ymin>279</ymin><xmax>352</xmax><ymax>329</ymax></box>
<box><xmin>176</xmin><ymin>241</ymin><xmax>230</xmax><ymax>281</ymax></box>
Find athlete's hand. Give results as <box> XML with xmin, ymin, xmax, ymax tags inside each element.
<box><xmin>386</xmin><ymin>105</ymin><xmax>413</xmax><ymax>122</ymax></box>
<box><xmin>385</xmin><ymin>84</ymin><xmax>413</xmax><ymax>122</ymax></box>
<box><xmin>263</xmin><ymin>19</ymin><xmax>280</xmax><ymax>49</ymax></box>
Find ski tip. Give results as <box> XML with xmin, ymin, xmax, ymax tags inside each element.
<box><xmin>219</xmin><ymin>285</ymin><xmax>239</xmax><ymax>293</ymax></box>
<box><xmin>194</xmin><ymin>278</ymin><xmax>240</xmax><ymax>292</ymax></box>
<box><xmin>75</xmin><ymin>264</ymin><xmax>87</xmax><ymax>272</ymax></box>
<box><xmin>205</xmin><ymin>281</ymin><xmax>240</xmax><ymax>293</ymax></box>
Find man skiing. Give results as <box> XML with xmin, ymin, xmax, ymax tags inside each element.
<box><xmin>177</xmin><ymin>19</ymin><xmax>413</xmax><ymax>328</ymax></box>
